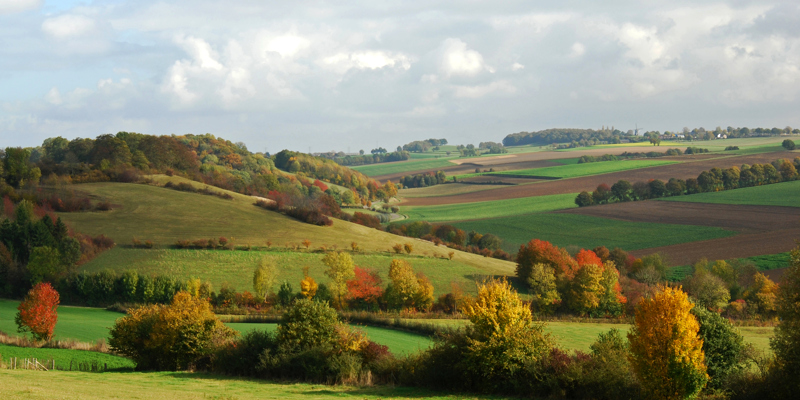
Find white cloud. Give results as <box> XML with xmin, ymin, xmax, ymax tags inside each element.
<box><xmin>570</xmin><ymin>42</ymin><xmax>585</xmax><ymax>57</ymax></box>
<box><xmin>266</xmin><ymin>35</ymin><xmax>310</xmax><ymax>58</ymax></box>
<box><xmin>438</xmin><ymin>38</ymin><xmax>487</xmax><ymax>78</ymax></box>
<box><xmin>511</xmin><ymin>62</ymin><xmax>525</xmax><ymax>71</ymax></box>
<box><xmin>452</xmin><ymin>81</ymin><xmax>516</xmax><ymax>99</ymax></box>
<box><xmin>44</xmin><ymin>87</ymin><xmax>62</xmax><ymax>105</ymax></box>
<box><xmin>42</xmin><ymin>15</ymin><xmax>96</xmax><ymax>39</ymax></box>
<box><xmin>0</xmin><ymin>0</ymin><xmax>39</xmax><ymax>15</ymax></box>
<box><xmin>323</xmin><ymin>51</ymin><xmax>412</xmax><ymax>73</ymax></box>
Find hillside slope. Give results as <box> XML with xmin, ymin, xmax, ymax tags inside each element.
<box><xmin>56</xmin><ymin>178</ymin><xmax>516</xmax><ymax>287</ymax></box>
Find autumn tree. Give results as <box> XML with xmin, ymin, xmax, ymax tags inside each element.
<box><xmin>460</xmin><ymin>279</ymin><xmax>552</xmax><ymax>388</ymax></box>
<box><xmin>322</xmin><ymin>251</ymin><xmax>355</xmax><ymax>309</ymax></box>
<box><xmin>385</xmin><ymin>259</ymin><xmax>420</xmax><ymax>309</ymax></box>
<box><xmin>109</xmin><ymin>291</ymin><xmax>236</xmax><ymax>370</ymax></box>
<box><xmin>771</xmin><ymin>245</ymin><xmax>800</xmax><ymax>391</ymax></box>
<box><xmin>692</xmin><ymin>305</ymin><xmax>745</xmax><ymax>389</ymax></box>
<box><xmin>628</xmin><ymin>286</ymin><xmax>708</xmax><ymax>399</ymax></box>
<box><xmin>346</xmin><ymin>266</ymin><xmax>383</xmax><ymax>307</ymax></box>
<box><xmin>253</xmin><ymin>256</ymin><xmax>278</xmax><ymax>302</ymax></box>
<box><xmin>744</xmin><ymin>272</ymin><xmax>778</xmax><ymax>316</ymax></box>
<box><xmin>527</xmin><ymin>263</ymin><xmax>560</xmax><ymax>314</ymax></box>
<box><xmin>15</xmin><ymin>282</ymin><xmax>60</xmax><ymax>342</ymax></box>
<box><xmin>516</xmin><ymin>239</ymin><xmax>576</xmax><ymax>284</ymax></box>
<box><xmin>299</xmin><ymin>266</ymin><xmax>318</xmax><ymax>299</ymax></box>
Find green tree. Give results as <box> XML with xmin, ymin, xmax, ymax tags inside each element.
<box><xmin>276</xmin><ymin>297</ymin><xmax>340</xmax><ymax>351</ymax></box>
<box><xmin>692</xmin><ymin>305</ymin><xmax>745</xmax><ymax>389</ymax></box>
<box><xmin>527</xmin><ymin>263</ymin><xmax>560</xmax><ymax>314</ymax></box>
<box><xmin>771</xmin><ymin>245</ymin><xmax>800</xmax><ymax>392</ymax></box>
<box><xmin>611</xmin><ymin>180</ymin><xmax>633</xmax><ymax>202</ymax></box>
<box><xmin>782</xmin><ymin>139</ymin><xmax>796</xmax><ymax>150</ymax></box>
<box><xmin>27</xmin><ymin>246</ymin><xmax>64</xmax><ymax>284</ymax></box>
<box><xmin>253</xmin><ymin>256</ymin><xmax>278</xmax><ymax>302</ymax></box>
<box><xmin>575</xmin><ymin>191</ymin><xmax>594</xmax><ymax>207</ymax></box>
<box><xmin>322</xmin><ymin>251</ymin><xmax>355</xmax><ymax>309</ymax></box>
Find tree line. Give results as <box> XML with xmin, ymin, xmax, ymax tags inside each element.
<box><xmin>575</xmin><ymin>156</ymin><xmax>800</xmax><ymax>207</ymax></box>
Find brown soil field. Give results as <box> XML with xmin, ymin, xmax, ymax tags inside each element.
<box><xmin>401</xmin><ymin>151</ymin><xmax>795</xmax><ymax>206</ymax></box>
<box><xmin>559</xmin><ymin>201</ymin><xmax>800</xmax><ymax>266</ymax></box>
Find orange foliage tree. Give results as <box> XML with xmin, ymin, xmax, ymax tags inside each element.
<box><xmin>516</xmin><ymin>239</ymin><xmax>576</xmax><ymax>283</ymax></box>
<box><xmin>346</xmin><ymin>267</ymin><xmax>384</xmax><ymax>306</ymax></box>
<box><xmin>628</xmin><ymin>286</ymin><xmax>708</xmax><ymax>399</ymax></box>
<box><xmin>15</xmin><ymin>282</ymin><xmax>60</xmax><ymax>342</ymax></box>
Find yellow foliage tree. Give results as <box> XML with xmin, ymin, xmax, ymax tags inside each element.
<box><xmin>414</xmin><ymin>273</ymin><xmax>435</xmax><ymax>311</ymax></box>
<box><xmin>528</xmin><ymin>263</ymin><xmax>561</xmax><ymax>314</ymax></box>
<box><xmin>387</xmin><ymin>259</ymin><xmax>420</xmax><ymax>309</ymax></box>
<box><xmin>461</xmin><ymin>279</ymin><xmax>551</xmax><ymax>382</ymax></box>
<box><xmin>322</xmin><ymin>251</ymin><xmax>355</xmax><ymax>309</ymax></box>
<box><xmin>744</xmin><ymin>272</ymin><xmax>779</xmax><ymax>316</ymax></box>
<box><xmin>300</xmin><ymin>266</ymin><xmax>318</xmax><ymax>299</ymax></box>
<box><xmin>628</xmin><ymin>286</ymin><xmax>708</xmax><ymax>399</ymax></box>
<box><xmin>109</xmin><ymin>292</ymin><xmax>236</xmax><ymax>371</ymax></box>
<box><xmin>567</xmin><ymin>263</ymin><xmax>604</xmax><ymax>315</ymax></box>
<box><xmin>253</xmin><ymin>256</ymin><xmax>278</xmax><ymax>302</ymax></box>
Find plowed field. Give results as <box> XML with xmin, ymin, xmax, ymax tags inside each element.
<box><xmin>560</xmin><ymin>201</ymin><xmax>800</xmax><ymax>265</ymax></box>
<box><xmin>401</xmin><ymin>152</ymin><xmax>795</xmax><ymax>206</ymax></box>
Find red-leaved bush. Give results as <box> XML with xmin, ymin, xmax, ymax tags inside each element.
<box><xmin>15</xmin><ymin>282</ymin><xmax>60</xmax><ymax>342</ymax></box>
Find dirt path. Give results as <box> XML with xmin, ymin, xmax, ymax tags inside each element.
<box><xmin>401</xmin><ymin>152</ymin><xmax>795</xmax><ymax>206</ymax></box>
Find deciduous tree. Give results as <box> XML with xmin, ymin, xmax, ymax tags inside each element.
<box><xmin>322</xmin><ymin>251</ymin><xmax>355</xmax><ymax>309</ymax></box>
<box><xmin>15</xmin><ymin>282</ymin><xmax>59</xmax><ymax>342</ymax></box>
<box><xmin>253</xmin><ymin>256</ymin><xmax>278</xmax><ymax>302</ymax></box>
<box><xmin>628</xmin><ymin>286</ymin><xmax>708</xmax><ymax>400</ymax></box>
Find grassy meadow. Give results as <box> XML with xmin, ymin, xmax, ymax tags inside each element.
<box><xmin>399</xmin><ymin>183</ymin><xmax>510</xmax><ymax>198</ymax></box>
<box><xmin>667</xmin><ymin>251</ymin><xmax>792</xmax><ymax>282</ymax></box>
<box><xmin>402</xmin><ymin>193</ymin><xmax>578</xmax><ymax>223</ymax></box>
<box><xmin>350</xmin><ymin>158</ymin><xmax>456</xmax><ymax>177</ymax></box>
<box><xmin>80</xmin><ymin>248</ymin><xmax>490</xmax><ymax>297</ymax></box>
<box><xmin>0</xmin><ymin>344</ymin><xmax>134</xmax><ymax>370</ymax></box>
<box><xmin>660</xmin><ymin>179</ymin><xmax>800</xmax><ymax>208</ymax></box>
<box><xmin>0</xmin><ymin>369</ymin><xmax>493</xmax><ymax>400</ymax></box>
<box><xmin>0</xmin><ymin>300</ymin><xmax>120</xmax><ymax>343</ymax></box>
<box><xmin>55</xmin><ymin>180</ymin><xmax>517</xmax><ymax>278</ymax></box>
<box><xmin>453</xmin><ymin>213</ymin><xmax>737</xmax><ymax>254</ymax></box>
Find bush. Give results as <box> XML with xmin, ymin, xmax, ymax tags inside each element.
<box><xmin>692</xmin><ymin>305</ymin><xmax>746</xmax><ymax>389</ymax></box>
<box><xmin>782</xmin><ymin>139</ymin><xmax>796</xmax><ymax>150</ymax></box>
<box><xmin>108</xmin><ymin>291</ymin><xmax>236</xmax><ymax>370</ymax></box>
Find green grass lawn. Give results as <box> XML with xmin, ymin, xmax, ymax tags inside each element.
<box><xmin>487</xmin><ymin>159</ymin><xmax>678</xmax><ymax>179</ymax></box>
<box><xmin>0</xmin><ymin>370</ymin><xmax>491</xmax><ymax>400</ymax></box>
<box><xmin>80</xmin><ymin>248</ymin><xmax>490</xmax><ymax>297</ymax></box>
<box><xmin>660</xmin><ymin>179</ymin><xmax>800</xmax><ymax>208</ymax></box>
<box><xmin>453</xmin><ymin>213</ymin><xmax>736</xmax><ymax>254</ymax></box>
<box><xmin>402</xmin><ymin>193</ymin><xmax>578</xmax><ymax>223</ymax></box>
<box><xmin>55</xmin><ymin>180</ymin><xmax>516</xmax><ymax>279</ymax></box>
<box><xmin>350</xmin><ymin>159</ymin><xmax>456</xmax><ymax>177</ymax></box>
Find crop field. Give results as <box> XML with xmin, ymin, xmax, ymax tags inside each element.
<box><xmin>55</xmin><ymin>181</ymin><xmax>517</xmax><ymax>278</ymax></box>
<box><xmin>350</xmin><ymin>158</ymin><xmax>456</xmax><ymax>176</ymax></box>
<box><xmin>453</xmin><ymin>213</ymin><xmax>736</xmax><ymax>254</ymax></box>
<box><xmin>402</xmin><ymin>151</ymin><xmax>796</xmax><ymax>206</ymax></box>
<box><xmin>661</xmin><ymin>180</ymin><xmax>800</xmax><ymax>208</ymax></box>
<box><xmin>456</xmin><ymin>159</ymin><xmax>679</xmax><ymax>180</ymax></box>
<box><xmin>402</xmin><ymin>193</ymin><xmax>578</xmax><ymax>223</ymax></box>
<box><xmin>666</xmin><ymin>251</ymin><xmax>792</xmax><ymax>282</ymax></box>
<box><xmin>0</xmin><ymin>370</ymin><xmax>486</xmax><ymax>400</ymax></box>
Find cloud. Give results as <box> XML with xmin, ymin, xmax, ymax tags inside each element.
<box><xmin>438</xmin><ymin>38</ymin><xmax>488</xmax><ymax>78</ymax></box>
<box><xmin>0</xmin><ymin>0</ymin><xmax>39</xmax><ymax>15</ymax></box>
<box><xmin>42</xmin><ymin>14</ymin><xmax>97</xmax><ymax>38</ymax></box>
<box><xmin>452</xmin><ymin>81</ymin><xmax>516</xmax><ymax>99</ymax></box>
<box><xmin>266</xmin><ymin>35</ymin><xmax>310</xmax><ymax>58</ymax></box>
<box><xmin>322</xmin><ymin>51</ymin><xmax>413</xmax><ymax>73</ymax></box>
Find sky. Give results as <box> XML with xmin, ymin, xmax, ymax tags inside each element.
<box><xmin>1</xmin><ymin>0</ymin><xmax>799</xmax><ymax>153</ymax></box>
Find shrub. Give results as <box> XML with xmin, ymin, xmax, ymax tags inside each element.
<box><xmin>109</xmin><ymin>291</ymin><xmax>236</xmax><ymax>370</ymax></box>
<box><xmin>782</xmin><ymin>139</ymin><xmax>796</xmax><ymax>150</ymax></box>
<box><xmin>628</xmin><ymin>286</ymin><xmax>708</xmax><ymax>399</ymax></box>
<box><xmin>276</xmin><ymin>298</ymin><xmax>340</xmax><ymax>352</ymax></box>
<box><xmin>403</xmin><ymin>243</ymin><xmax>413</xmax><ymax>254</ymax></box>
<box><xmin>15</xmin><ymin>282</ymin><xmax>60</xmax><ymax>342</ymax></box>
<box><xmin>770</xmin><ymin>245</ymin><xmax>800</xmax><ymax>394</ymax></box>
<box><xmin>392</xmin><ymin>243</ymin><xmax>403</xmax><ymax>254</ymax></box>
<box><xmin>692</xmin><ymin>305</ymin><xmax>746</xmax><ymax>389</ymax></box>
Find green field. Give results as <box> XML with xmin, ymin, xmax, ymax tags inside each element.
<box><xmin>227</xmin><ymin>323</ymin><xmax>431</xmax><ymax>355</ymax></box>
<box><xmin>55</xmin><ymin>180</ymin><xmax>516</xmax><ymax>279</ymax></box>
<box><xmin>0</xmin><ymin>370</ymin><xmax>486</xmax><ymax>400</ymax></box>
<box><xmin>667</xmin><ymin>252</ymin><xmax>792</xmax><ymax>282</ymax></box>
<box><xmin>453</xmin><ymin>213</ymin><xmax>737</xmax><ymax>254</ymax></box>
<box><xmin>350</xmin><ymin>159</ymin><xmax>456</xmax><ymax>177</ymax></box>
<box><xmin>0</xmin><ymin>344</ymin><xmax>134</xmax><ymax>370</ymax></box>
<box><xmin>80</xmin><ymin>248</ymin><xmax>490</xmax><ymax>297</ymax></box>
<box><xmin>486</xmin><ymin>159</ymin><xmax>678</xmax><ymax>179</ymax></box>
<box><xmin>402</xmin><ymin>193</ymin><xmax>578</xmax><ymax>223</ymax></box>
<box><xmin>400</xmin><ymin>183</ymin><xmax>510</xmax><ymax>198</ymax></box>
<box><xmin>661</xmin><ymin>180</ymin><xmax>800</xmax><ymax>208</ymax></box>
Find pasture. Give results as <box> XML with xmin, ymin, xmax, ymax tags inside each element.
<box><xmin>55</xmin><ymin>181</ymin><xmax>517</xmax><ymax>279</ymax></box>
<box><xmin>401</xmin><ymin>193</ymin><xmax>578</xmax><ymax>223</ymax></box>
<box><xmin>350</xmin><ymin>158</ymin><xmax>456</xmax><ymax>177</ymax></box>
<box><xmin>452</xmin><ymin>213</ymin><xmax>736</xmax><ymax>254</ymax></box>
<box><xmin>80</xmin><ymin>248</ymin><xmax>492</xmax><ymax>297</ymax></box>
<box><xmin>0</xmin><ymin>344</ymin><xmax>134</xmax><ymax>370</ymax></box>
<box><xmin>0</xmin><ymin>370</ymin><xmax>483</xmax><ymax>400</ymax></box>
<box><xmin>661</xmin><ymin>179</ymin><xmax>800</xmax><ymax>208</ymax></box>
<box><xmin>0</xmin><ymin>299</ymin><xmax>120</xmax><ymax>343</ymax></box>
